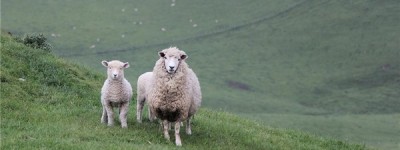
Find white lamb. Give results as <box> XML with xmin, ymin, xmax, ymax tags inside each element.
<box><xmin>100</xmin><ymin>60</ymin><xmax>133</xmax><ymax>128</ymax></box>
<box><xmin>136</xmin><ymin>72</ymin><xmax>156</xmax><ymax>123</ymax></box>
<box><xmin>137</xmin><ymin>47</ymin><xmax>202</xmax><ymax>146</ymax></box>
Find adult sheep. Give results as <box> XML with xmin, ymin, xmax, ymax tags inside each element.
<box><xmin>100</xmin><ymin>60</ymin><xmax>132</xmax><ymax>128</ymax></box>
<box><xmin>138</xmin><ymin>47</ymin><xmax>201</xmax><ymax>146</ymax></box>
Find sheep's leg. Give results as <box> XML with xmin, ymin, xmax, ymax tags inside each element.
<box><xmin>186</xmin><ymin>118</ymin><xmax>192</xmax><ymax>135</ymax></box>
<box><xmin>105</xmin><ymin>102</ymin><xmax>114</xmax><ymax>126</ymax></box>
<box><xmin>175</xmin><ymin>121</ymin><xmax>182</xmax><ymax>146</ymax></box>
<box><xmin>163</xmin><ymin>120</ymin><xmax>170</xmax><ymax>141</ymax></box>
<box><xmin>101</xmin><ymin>106</ymin><xmax>107</xmax><ymax>124</ymax></box>
<box><xmin>168</xmin><ymin>122</ymin><xmax>172</xmax><ymax>130</ymax></box>
<box><xmin>136</xmin><ymin>95</ymin><xmax>145</xmax><ymax>123</ymax></box>
<box><xmin>119</xmin><ymin>102</ymin><xmax>129</xmax><ymax>128</ymax></box>
<box><xmin>148</xmin><ymin>107</ymin><xmax>155</xmax><ymax>122</ymax></box>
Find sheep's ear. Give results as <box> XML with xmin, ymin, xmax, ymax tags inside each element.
<box><xmin>159</xmin><ymin>51</ymin><xmax>166</xmax><ymax>58</ymax></box>
<box><xmin>180</xmin><ymin>54</ymin><xmax>188</xmax><ymax>60</ymax></box>
<box><xmin>123</xmin><ymin>62</ymin><xmax>130</xmax><ymax>68</ymax></box>
<box><xmin>101</xmin><ymin>60</ymin><xmax>109</xmax><ymax>67</ymax></box>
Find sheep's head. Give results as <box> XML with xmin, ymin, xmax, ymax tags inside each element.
<box><xmin>158</xmin><ymin>47</ymin><xmax>188</xmax><ymax>74</ymax></box>
<box><xmin>101</xmin><ymin>60</ymin><xmax>129</xmax><ymax>80</ymax></box>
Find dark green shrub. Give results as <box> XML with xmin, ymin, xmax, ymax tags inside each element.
<box><xmin>16</xmin><ymin>33</ymin><xmax>52</xmax><ymax>52</ymax></box>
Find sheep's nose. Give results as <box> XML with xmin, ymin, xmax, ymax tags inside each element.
<box><xmin>169</xmin><ymin>66</ymin><xmax>174</xmax><ymax>69</ymax></box>
<box><xmin>113</xmin><ymin>74</ymin><xmax>117</xmax><ymax>77</ymax></box>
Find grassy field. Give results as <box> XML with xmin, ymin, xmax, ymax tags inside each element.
<box><xmin>0</xmin><ymin>34</ymin><xmax>368</xmax><ymax>149</ymax></box>
<box><xmin>2</xmin><ymin>0</ymin><xmax>400</xmax><ymax>149</ymax></box>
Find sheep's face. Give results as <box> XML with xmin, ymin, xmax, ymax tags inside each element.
<box><xmin>101</xmin><ymin>60</ymin><xmax>129</xmax><ymax>80</ymax></box>
<box><xmin>159</xmin><ymin>47</ymin><xmax>187</xmax><ymax>74</ymax></box>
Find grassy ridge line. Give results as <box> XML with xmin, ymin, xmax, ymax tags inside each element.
<box><xmin>0</xmin><ymin>34</ymin><xmax>367</xmax><ymax>149</ymax></box>
<box><xmin>60</xmin><ymin>0</ymin><xmax>310</xmax><ymax>57</ymax></box>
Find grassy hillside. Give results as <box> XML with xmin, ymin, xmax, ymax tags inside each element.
<box><xmin>0</xmin><ymin>34</ymin><xmax>367</xmax><ymax>149</ymax></box>
<box><xmin>2</xmin><ymin>0</ymin><xmax>400</xmax><ymax>149</ymax></box>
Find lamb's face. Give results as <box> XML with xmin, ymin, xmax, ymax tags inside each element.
<box><xmin>159</xmin><ymin>47</ymin><xmax>187</xmax><ymax>74</ymax></box>
<box><xmin>101</xmin><ymin>60</ymin><xmax>129</xmax><ymax>80</ymax></box>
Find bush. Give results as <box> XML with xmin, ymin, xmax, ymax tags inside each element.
<box><xmin>15</xmin><ymin>33</ymin><xmax>52</xmax><ymax>52</ymax></box>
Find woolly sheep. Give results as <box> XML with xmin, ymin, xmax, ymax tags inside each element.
<box><xmin>136</xmin><ymin>72</ymin><xmax>156</xmax><ymax>123</ymax></box>
<box><xmin>100</xmin><ymin>60</ymin><xmax>133</xmax><ymax>128</ymax></box>
<box><xmin>141</xmin><ymin>47</ymin><xmax>201</xmax><ymax>146</ymax></box>
<box><xmin>136</xmin><ymin>72</ymin><xmax>181</xmax><ymax>128</ymax></box>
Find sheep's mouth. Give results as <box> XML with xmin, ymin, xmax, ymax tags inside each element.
<box><xmin>167</xmin><ymin>69</ymin><xmax>175</xmax><ymax>74</ymax></box>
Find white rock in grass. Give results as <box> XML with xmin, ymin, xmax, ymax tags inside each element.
<box><xmin>90</xmin><ymin>45</ymin><xmax>96</xmax><ymax>49</ymax></box>
<box><xmin>171</xmin><ymin>3</ymin><xmax>175</xmax><ymax>7</ymax></box>
<box><xmin>18</xmin><ymin>78</ymin><xmax>26</xmax><ymax>82</ymax></box>
<box><xmin>192</xmin><ymin>24</ymin><xmax>197</xmax><ymax>27</ymax></box>
<box><xmin>121</xmin><ymin>34</ymin><xmax>125</xmax><ymax>38</ymax></box>
<box><xmin>161</xmin><ymin>28</ymin><xmax>166</xmax><ymax>31</ymax></box>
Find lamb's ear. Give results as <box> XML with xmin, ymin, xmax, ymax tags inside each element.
<box><xmin>180</xmin><ymin>54</ymin><xmax>188</xmax><ymax>60</ymax></box>
<box><xmin>101</xmin><ymin>60</ymin><xmax>109</xmax><ymax>67</ymax></box>
<box><xmin>123</xmin><ymin>62</ymin><xmax>130</xmax><ymax>68</ymax></box>
<box><xmin>158</xmin><ymin>51</ymin><xmax>166</xmax><ymax>58</ymax></box>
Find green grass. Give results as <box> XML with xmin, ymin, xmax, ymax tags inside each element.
<box><xmin>2</xmin><ymin>0</ymin><xmax>400</xmax><ymax>149</ymax></box>
<box><xmin>0</xmin><ymin>34</ymin><xmax>367</xmax><ymax>149</ymax></box>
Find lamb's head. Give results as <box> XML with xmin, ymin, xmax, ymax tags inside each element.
<box><xmin>158</xmin><ymin>47</ymin><xmax>188</xmax><ymax>74</ymax></box>
<box><xmin>101</xmin><ymin>60</ymin><xmax>129</xmax><ymax>80</ymax></box>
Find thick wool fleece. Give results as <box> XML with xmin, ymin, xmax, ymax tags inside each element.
<box><xmin>149</xmin><ymin>59</ymin><xmax>190</xmax><ymax>122</ymax></box>
<box><xmin>147</xmin><ymin>52</ymin><xmax>201</xmax><ymax>123</ymax></box>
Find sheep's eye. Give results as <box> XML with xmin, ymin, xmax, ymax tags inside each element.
<box><xmin>108</xmin><ymin>67</ymin><xmax>111</xmax><ymax>69</ymax></box>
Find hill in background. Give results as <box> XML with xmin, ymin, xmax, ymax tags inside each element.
<box><xmin>2</xmin><ymin>0</ymin><xmax>399</xmax><ymax>149</ymax></box>
<box><xmin>0</xmin><ymin>33</ymin><xmax>368</xmax><ymax>149</ymax></box>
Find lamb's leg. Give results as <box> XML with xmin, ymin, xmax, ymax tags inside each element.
<box><xmin>105</xmin><ymin>102</ymin><xmax>114</xmax><ymax>126</ymax></box>
<box><xmin>101</xmin><ymin>106</ymin><xmax>107</xmax><ymax>124</ymax></box>
<box><xmin>119</xmin><ymin>102</ymin><xmax>129</xmax><ymax>128</ymax></box>
<box><xmin>175</xmin><ymin>121</ymin><xmax>182</xmax><ymax>146</ymax></box>
<box><xmin>163</xmin><ymin>120</ymin><xmax>170</xmax><ymax>141</ymax></box>
<box><xmin>186</xmin><ymin>118</ymin><xmax>192</xmax><ymax>135</ymax></box>
<box><xmin>136</xmin><ymin>95</ymin><xmax>145</xmax><ymax>123</ymax></box>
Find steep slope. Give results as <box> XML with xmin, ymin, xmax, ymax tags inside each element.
<box><xmin>2</xmin><ymin>0</ymin><xmax>399</xmax><ymax>149</ymax></box>
<box><xmin>0</xmin><ymin>34</ymin><xmax>367</xmax><ymax>149</ymax></box>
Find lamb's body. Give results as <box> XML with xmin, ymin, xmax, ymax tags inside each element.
<box><xmin>136</xmin><ymin>72</ymin><xmax>155</xmax><ymax>123</ymax></box>
<box><xmin>100</xmin><ymin>60</ymin><xmax>132</xmax><ymax>128</ymax></box>
<box><xmin>138</xmin><ymin>47</ymin><xmax>201</xmax><ymax>146</ymax></box>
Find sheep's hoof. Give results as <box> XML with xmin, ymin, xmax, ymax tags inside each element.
<box><xmin>186</xmin><ymin>130</ymin><xmax>192</xmax><ymax>135</ymax></box>
<box><xmin>175</xmin><ymin>140</ymin><xmax>182</xmax><ymax>146</ymax></box>
<box><xmin>122</xmin><ymin>125</ymin><xmax>128</xmax><ymax>128</ymax></box>
<box><xmin>164</xmin><ymin>134</ymin><xmax>170</xmax><ymax>141</ymax></box>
